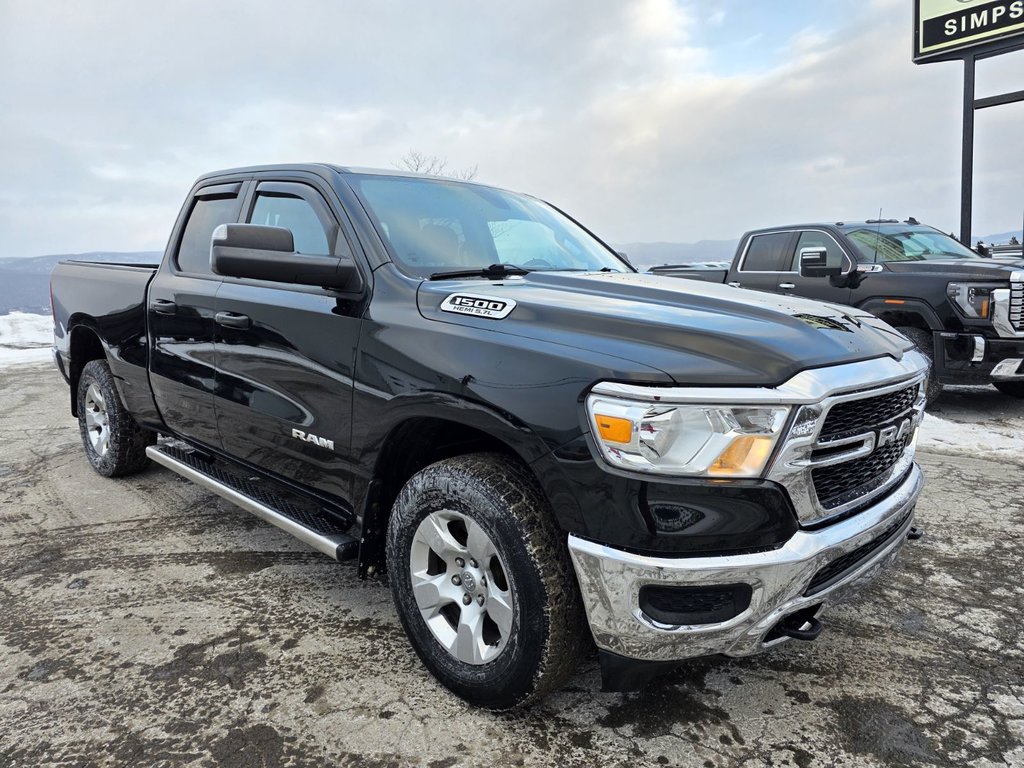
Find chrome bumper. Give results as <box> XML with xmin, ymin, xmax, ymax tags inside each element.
<box><xmin>568</xmin><ymin>464</ymin><xmax>923</xmax><ymax>662</ymax></box>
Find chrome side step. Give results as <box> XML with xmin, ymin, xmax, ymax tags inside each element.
<box><xmin>146</xmin><ymin>444</ymin><xmax>359</xmax><ymax>561</ymax></box>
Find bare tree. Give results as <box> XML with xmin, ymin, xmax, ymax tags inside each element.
<box><xmin>396</xmin><ymin>150</ymin><xmax>478</xmax><ymax>181</ymax></box>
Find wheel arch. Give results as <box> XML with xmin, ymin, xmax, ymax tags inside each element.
<box><xmin>857</xmin><ymin>298</ymin><xmax>942</xmax><ymax>331</ymax></box>
<box><xmin>67</xmin><ymin>322</ymin><xmax>108</xmax><ymax>416</ymax></box>
<box><xmin>356</xmin><ymin>405</ymin><xmax>558</xmax><ymax>578</ymax></box>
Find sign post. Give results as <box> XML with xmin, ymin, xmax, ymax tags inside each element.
<box><xmin>913</xmin><ymin>0</ymin><xmax>1024</xmax><ymax>245</ymax></box>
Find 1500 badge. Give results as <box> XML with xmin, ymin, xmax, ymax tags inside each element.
<box><xmin>440</xmin><ymin>293</ymin><xmax>517</xmax><ymax>319</ymax></box>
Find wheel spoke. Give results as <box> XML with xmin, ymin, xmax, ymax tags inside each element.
<box><xmin>411</xmin><ymin>570</ymin><xmax>457</xmax><ymax>614</ymax></box>
<box><xmin>486</xmin><ymin>587</ymin><xmax>514</xmax><ymax>640</ymax></box>
<box><xmin>96</xmin><ymin>427</ymin><xmax>109</xmax><ymax>456</ymax></box>
<box><xmin>465</xmin><ymin>519</ymin><xmax>494</xmax><ymax>563</ymax></box>
<box><xmin>456</xmin><ymin>608</ymin><xmax>484</xmax><ymax>664</ymax></box>
<box><xmin>416</xmin><ymin>514</ymin><xmax>466</xmax><ymax>561</ymax></box>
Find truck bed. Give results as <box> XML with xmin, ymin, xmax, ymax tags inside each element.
<box><xmin>50</xmin><ymin>260</ymin><xmax>159</xmax><ymax>420</ymax></box>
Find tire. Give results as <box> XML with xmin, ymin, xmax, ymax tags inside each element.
<box><xmin>76</xmin><ymin>359</ymin><xmax>155</xmax><ymax>477</ymax></box>
<box><xmin>896</xmin><ymin>326</ymin><xmax>942</xmax><ymax>403</ymax></box>
<box><xmin>994</xmin><ymin>381</ymin><xmax>1024</xmax><ymax>398</ymax></box>
<box><xmin>386</xmin><ymin>453</ymin><xmax>586</xmax><ymax>709</ymax></box>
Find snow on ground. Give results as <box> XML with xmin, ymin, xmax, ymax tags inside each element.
<box><xmin>0</xmin><ymin>311</ymin><xmax>53</xmax><ymax>365</ymax></box>
<box><xmin>918</xmin><ymin>412</ymin><xmax>1022</xmax><ymax>463</ymax></box>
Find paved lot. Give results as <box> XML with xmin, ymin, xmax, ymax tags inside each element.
<box><xmin>1</xmin><ymin>363</ymin><xmax>1022</xmax><ymax>767</ymax></box>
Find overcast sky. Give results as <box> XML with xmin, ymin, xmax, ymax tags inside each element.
<box><xmin>1</xmin><ymin>0</ymin><xmax>1021</xmax><ymax>259</ymax></box>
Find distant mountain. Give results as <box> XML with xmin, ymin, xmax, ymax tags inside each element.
<box><xmin>977</xmin><ymin>229</ymin><xmax>1022</xmax><ymax>245</ymax></box>
<box><xmin>0</xmin><ymin>251</ymin><xmax>160</xmax><ymax>315</ymax></box>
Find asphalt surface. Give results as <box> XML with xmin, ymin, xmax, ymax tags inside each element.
<box><xmin>1</xmin><ymin>363</ymin><xmax>1022</xmax><ymax>768</ymax></box>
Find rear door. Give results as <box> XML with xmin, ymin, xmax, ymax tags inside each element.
<box><xmin>213</xmin><ymin>178</ymin><xmax>366</xmax><ymax>502</ymax></box>
<box><xmin>729</xmin><ymin>231</ymin><xmax>797</xmax><ymax>292</ymax></box>
<box><xmin>148</xmin><ymin>180</ymin><xmax>244</xmax><ymax>447</ymax></box>
<box><xmin>777</xmin><ymin>229</ymin><xmax>853</xmax><ymax>306</ymax></box>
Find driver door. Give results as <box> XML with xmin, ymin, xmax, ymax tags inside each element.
<box><xmin>777</xmin><ymin>230</ymin><xmax>853</xmax><ymax>306</ymax></box>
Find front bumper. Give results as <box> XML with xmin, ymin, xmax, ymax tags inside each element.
<box><xmin>934</xmin><ymin>333</ymin><xmax>1024</xmax><ymax>385</ymax></box>
<box><xmin>568</xmin><ymin>463</ymin><xmax>923</xmax><ymax>662</ymax></box>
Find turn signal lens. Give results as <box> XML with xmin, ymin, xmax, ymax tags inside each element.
<box><xmin>709</xmin><ymin>436</ymin><xmax>774</xmax><ymax>475</ymax></box>
<box><xmin>595</xmin><ymin>414</ymin><xmax>633</xmax><ymax>444</ymax></box>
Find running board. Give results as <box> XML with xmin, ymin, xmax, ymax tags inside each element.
<box><xmin>146</xmin><ymin>443</ymin><xmax>359</xmax><ymax>561</ymax></box>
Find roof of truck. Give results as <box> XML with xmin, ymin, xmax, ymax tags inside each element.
<box><xmin>195</xmin><ymin>162</ymin><xmax>494</xmax><ymax>186</ymax></box>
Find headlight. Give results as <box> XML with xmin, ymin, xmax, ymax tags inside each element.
<box><xmin>586</xmin><ymin>393</ymin><xmax>790</xmax><ymax>477</ymax></box>
<box><xmin>947</xmin><ymin>282</ymin><xmax>1000</xmax><ymax>319</ymax></box>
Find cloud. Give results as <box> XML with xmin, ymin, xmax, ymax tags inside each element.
<box><xmin>0</xmin><ymin>0</ymin><xmax>1018</xmax><ymax>258</ymax></box>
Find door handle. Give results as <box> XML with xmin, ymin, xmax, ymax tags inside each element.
<box><xmin>152</xmin><ymin>298</ymin><xmax>177</xmax><ymax>315</ymax></box>
<box><xmin>727</xmin><ymin>281</ymin><xmax>742</xmax><ymax>288</ymax></box>
<box><xmin>215</xmin><ymin>311</ymin><xmax>251</xmax><ymax>329</ymax></box>
<box><xmin>778</xmin><ymin>282</ymin><xmax>796</xmax><ymax>290</ymax></box>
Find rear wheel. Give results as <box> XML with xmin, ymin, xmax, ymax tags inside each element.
<box><xmin>76</xmin><ymin>359</ymin><xmax>155</xmax><ymax>477</ymax></box>
<box><xmin>386</xmin><ymin>453</ymin><xmax>586</xmax><ymax>709</ymax></box>
<box><xmin>994</xmin><ymin>381</ymin><xmax>1024</xmax><ymax>398</ymax></box>
<box><xmin>896</xmin><ymin>326</ymin><xmax>942</xmax><ymax>404</ymax></box>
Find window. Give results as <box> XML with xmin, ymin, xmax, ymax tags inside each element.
<box><xmin>176</xmin><ymin>194</ymin><xmax>240</xmax><ymax>274</ymax></box>
<box><xmin>791</xmin><ymin>231</ymin><xmax>845</xmax><ymax>271</ymax></box>
<box><xmin>740</xmin><ymin>233</ymin><xmax>791</xmax><ymax>272</ymax></box>
<box><xmin>250</xmin><ymin>194</ymin><xmax>330</xmax><ymax>255</ymax></box>
<box><xmin>348</xmin><ymin>175</ymin><xmax>628</xmax><ymax>278</ymax></box>
<box><xmin>840</xmin><ymin>224</ymin><xmax>977</xmax><ymax>262</ymax></box>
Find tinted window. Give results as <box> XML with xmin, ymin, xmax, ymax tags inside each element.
<box><xmin>741</xmin><ymin>233</ymin><xmax>791</xmax><ymax>272</ymax></box>
<box><xmin>791</xmin><ymin>231</ymin><xmax>845</xmax><ymax>271</ymax></box>
<box><xmin>176</xmin><ymin>194</ymin><xmax>240</xmax><ymax>274</ymax></box>
<box><xmin>251</xmin><ymin>194</ymin><xmax>329</xmax><ymax>255</ymax></box>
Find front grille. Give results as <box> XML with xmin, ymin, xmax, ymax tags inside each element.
<box><xmin>1011</xmin><ymin>278</ymin><xmax>1023</xmax><ymax>332</ymax></box>
<box><xmin>820</xmin><ymin>385</ymin><xmax>917</xmax><ymax>440</ymax></box>
<box><xmin>812</xmin><ymin>433</ymin><xmax>910</xmax><ymax>510</ymax></box>
<box><xmin>804</xmin><ymin>508</ymin><xmax>912</xmax><ymax>595</ymax></box>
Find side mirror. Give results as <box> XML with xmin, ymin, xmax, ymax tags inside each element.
<box><xmin>799</xmin><ymin>247</ymin><xmax>842</xmax><ymax>279</ymax></box>
<box><xmin>615</xmin><ymin>250</ymin><xmax>634</xmax><ymax>268</ymax></box>
<box><xmin>211</xmin><ymin>223</ymin><xmax>360</xmax><ymax>291</ymax></box>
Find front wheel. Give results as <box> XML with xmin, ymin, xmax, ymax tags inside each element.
<box><xmin>994</xmin><ymin>380</ymin><xmax>1024</xmax><ymax>398</ymax></box>
<box><xmin>386</xmin><ymin>453</ymin><xmax>586</xmax><ymax>709</ymax></box>
<box><xmin>896</xmin><ymin>326</ymin><xmax>942</xmax><ymax>404</ymax></box>
<box><xmin>76</xmin><ymin>359</ymin><xmax>155</xmax><ymax>477</ymax></box>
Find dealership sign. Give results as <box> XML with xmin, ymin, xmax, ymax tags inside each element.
<box><xmin>915</xmin><ymin>0</ymin><xmax>1024</xmax><ymax>61</ymax></box>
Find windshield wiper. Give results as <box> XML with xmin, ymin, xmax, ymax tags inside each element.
<box><xmin>429</xmin><ymin>263</ymin><xmax>530</xmax><ymax>280</ymax></box>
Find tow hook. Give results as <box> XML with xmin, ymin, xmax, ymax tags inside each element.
<box><xmin>777</xmin><ymin>608</ymin><xmax>825</xmax><ymax>642</ymax></box>
<box><xmin>907</xmin><ymin>526</ymin><xmax>924</xmax><ymax>541</ymax></box>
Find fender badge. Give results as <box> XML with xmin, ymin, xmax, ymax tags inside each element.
<box><xmin>440</xmin><ymin>293</ymin><xmax>517</xmax><ymax>319</ymax></box>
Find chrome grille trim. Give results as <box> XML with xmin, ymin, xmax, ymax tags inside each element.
<box><xmin>766</xmin><ymin>357</ymin><xmax>927</xmax><ymax>526</ymax></box>
<box><xmin>993</xmin><ymin>271</ymin><xmax>1024</xmax><ymax>338</ymax></box>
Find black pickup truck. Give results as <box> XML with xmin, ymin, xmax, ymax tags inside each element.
<box><xmin>51</xmin><ymin>165</ymin><xmax>928</xmax><ymax>708</ymax></box>
<box><xmin>651</xmin><ymin>220</ymin><xmax>1024</xmax><ymax>401</ymax></box>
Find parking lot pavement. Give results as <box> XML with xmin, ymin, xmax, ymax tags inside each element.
<box><xmin>1</xmin><ymin>363</ymin><xmax>1022</xmax><ymax>768</ymax></box>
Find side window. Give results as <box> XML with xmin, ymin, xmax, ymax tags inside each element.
<box><xmin>250</xmin><ymin>194</ymin><xmax>330</xmax><ymax>255</ymax></box>
<box><xmin>176</xmin><ymin>194</ymin><xmax>241</xmax><ymax>275</ymax></box>
<box><xmin>791</xmin><ymin>231</ymin><xmax>845</xmax><ymax>271</ymax></box>
<box><xmin>740</xmin><ymin>233</ymin><xmax>791</xmax><ymax>272</ymax></box>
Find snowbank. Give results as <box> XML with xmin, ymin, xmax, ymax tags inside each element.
<box><xmin>0</xmin><ymin>311</ymin><xmax>53</xmax><ymax>366</ymax></box>
<box><xmin>918</xmin><ymin>412</ymin><xmax>1022</xmax><ymax>463</ymax></box>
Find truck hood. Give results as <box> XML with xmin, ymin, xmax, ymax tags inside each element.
<box><xmin>883</xmin><ymin>259</ymin><xmax>1022</xmax><ymax>279</ymax></box>
<box><xmin>417</xmin><ymin>271</ymin><xmax>915</xmax><ymax>386</ymax></box>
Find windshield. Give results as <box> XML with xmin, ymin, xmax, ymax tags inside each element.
<box><xmin>839</xmin><ymin>224</ymin><xmax>979</xmax><ymax>262</ymax></box>
<box><xmin>348</xmin><ymin>174</ymin><xmax>630</xmax><ymax>278</ymax></box>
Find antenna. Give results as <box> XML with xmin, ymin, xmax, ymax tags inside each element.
<box><xmin>871</xmin><ymin>208</ymin><xmax>883</xmax><ymax>263</ymax></box>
